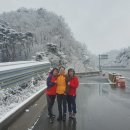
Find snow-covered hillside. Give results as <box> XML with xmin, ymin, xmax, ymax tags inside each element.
<box><xmin>115</xmin><ymin>47</ymin><xmax>130</xmax><ymax>66</ymax></box>
<box><xmin>0</xmin><ymin>19</ymin><xmax>34</xmax><ymax>62</ymax></box>
<box><xmin>0</xmin><ymin>8</ymin><xmax>94</xmax><ymax>71</ymax></box>
<box><xmin>100</xmin><ymin>50</ymin><xmax>120</xmax><ymax>66</ymax></box>
<box><xmin>100</xmin><ymin>47</ymin><xmax>130</xmax><ymax>67</ymax></box>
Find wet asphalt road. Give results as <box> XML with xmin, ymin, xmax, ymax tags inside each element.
<box><xmin>33</xmin><ymin>76</ymin><xmax>130</xmax><ymax>130</ymax></box>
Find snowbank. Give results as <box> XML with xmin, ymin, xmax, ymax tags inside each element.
<box><xmin>0</xmin><ymin>79</ymin><xmax>47</xmax><ymax>122</ymax></box>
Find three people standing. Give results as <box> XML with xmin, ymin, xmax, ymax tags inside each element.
<box><xmin>46</xmin><ymin>66</ymin><xmax>79</xmax><ymax>123</ymax></box>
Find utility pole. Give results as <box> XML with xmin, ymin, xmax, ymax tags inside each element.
<box><xmin>99</xmin><ymin>54</ymin><xmax>101</xmax><ymax>72</ymax></box>
<box><xmin>99</xmin><ymin>54</ymin><xmax>108</xmax><ymax>72</ymax></box>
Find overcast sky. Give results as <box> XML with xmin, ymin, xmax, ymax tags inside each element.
<box><xmin>0</xmin><ymin>0</ymin><xmax>130</xmax><ymax>54</ymax></box>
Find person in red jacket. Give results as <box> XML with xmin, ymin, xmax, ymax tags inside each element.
<box><xmin>66</xmin><ymin>68</ymin><xmax>79</xmax><ymax>119</ymax></box>
<box><xmin>46</xmin><ymin>68</ymin><xmax>59</xmax><ymax>123</ymax></box>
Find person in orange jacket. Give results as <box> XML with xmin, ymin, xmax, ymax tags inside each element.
<box><xmin>56</xmin><ymin>66</ymin><xmax>67</xmax><ymax>121</ymax></box>
<box><xmin>66</xmin><ymin>68</ymin><xmax>79</xmax><ymax>119</ymax></box>
<box><xmin>46</xmin><ymin>68</ymin><xmax>59</xmax><ymax>123</ymax></box>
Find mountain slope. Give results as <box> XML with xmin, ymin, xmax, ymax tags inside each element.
<box><xmin>0</xmin><ymin>8</ymin><xmax>93</xmax><ymax>71</ymax></box>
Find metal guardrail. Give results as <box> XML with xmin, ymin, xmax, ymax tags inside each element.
<box><xmin>0</xmin><ymin>61</ymin><xmax>51</xmax><ymax>129</ymax></box>
<box><xmin>0</xmin><ymin>61</ymin><xmax>51</xmax><ymax>89</ymax></box>
<box><xmin>0</xmin><ymin>61</ymin><xmax>36</xmax><ymax>67</ymax></box>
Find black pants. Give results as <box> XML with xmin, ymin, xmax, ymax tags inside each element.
<box><xmin>57</xmin><ymin>94</ymin><xmax>67</xmax><ymax>118</ymax></box>
<box><xmin>67</xmin><ymin>95</ymin><xmax>77</xmax><ymax>114</ymax></box>
<box><xmin>46</xmin><ymin>94</ymin><xmax>56</xmax><ymax>117</ymax></box>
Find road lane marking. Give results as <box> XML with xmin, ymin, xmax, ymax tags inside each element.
<box><xmin>80</xmin><ymin>83</ymin><xmax>116</xmax><ymax>85</ymax></box>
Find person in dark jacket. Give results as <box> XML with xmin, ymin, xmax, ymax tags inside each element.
<box><xmin>66</xmin><ymin>68</ymin><xmax>79</xmax><ymax>119</ymax></box>
<box><xmin>46</xmin><ymin>68</ymin><xmax>59</xmax><ymax>123</ymax></box>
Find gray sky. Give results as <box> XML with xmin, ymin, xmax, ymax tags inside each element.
<box><xmin>0</xmin><ymin>0</ymin><xmax>130</xmax><ymax>54</ymax></box>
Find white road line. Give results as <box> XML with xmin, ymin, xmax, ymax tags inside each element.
<box><xmin>80</xmin><ymin>83</ymin><xmax>116</xmax><ymax>85</ymax></box>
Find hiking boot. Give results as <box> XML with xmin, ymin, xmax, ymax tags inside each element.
<box><xmin>71</xmin><ymin>113</ymin><xmax>76</xmax><ymax>119</ymax></box>
<box><xmin>69</xmin><ymin>112</ymin><xmax>73</xmax><ymax>118</ymax></box>
<box><xmin>49</xmin><ymin>117</ymin><xmax>54</xmax><ymax>124</ymax></box>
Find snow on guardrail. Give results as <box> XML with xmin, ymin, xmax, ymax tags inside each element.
<box><xmin>0</xmin><ymin>61</ymin><xmax>51</xmax><ymax>89</ymax></box>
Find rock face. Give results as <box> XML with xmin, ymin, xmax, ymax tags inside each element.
<box><xmin>46</xmin><ymin>43</ymin><xmax>67</xmax><ymax>66</ymax></box>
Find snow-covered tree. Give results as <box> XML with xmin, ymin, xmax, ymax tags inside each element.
<box><xmin>0</xmin><ymin>20</ymin><xmax>34</xmax><ymax>62</ymax></box>
<box><xmin>0</xmin><ymin>8</ymin><xmax>93</xmax><ymax>70</ymax></box>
